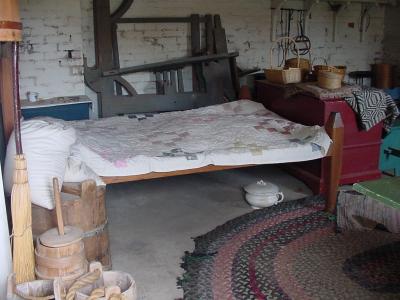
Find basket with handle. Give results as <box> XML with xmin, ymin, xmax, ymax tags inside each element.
<box><xmin>312</xmin><ymin>57</ymin><xmax>329</xmax><ymax>76</ymax></box>
<box><xmin>265</xmin><ymin>37</ymin><xmax>302</xmax><ymax>84</ymax></box>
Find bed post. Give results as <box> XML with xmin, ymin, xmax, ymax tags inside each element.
<box><xmin>325</xmin><ymin>112</ymin><xmax>344</xmax><ymax>213</ymax></box>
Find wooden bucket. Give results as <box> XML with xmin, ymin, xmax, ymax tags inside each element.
<box><xmin>0</xmin><ymin>0</ymin><xmax>22</xmax><ymax>41</ymax></box>
<box><xmin>35</xmin><ymin>237</ymin><xmax>87</xmax><ymax>280</ymax></box>
<box><xmin>7</xmin><ymin>274</ymin><xmax>54</xmax><ymax>300</ymax></box>
<box><xmin>54</xmin><ymin>262</ymin><xmax>137</xmax><ymax>300</ymax></box>
<box><xmin>32</xmin><ymin>180</ymin><xmax>111</xmax><ymax>269</ymax></box>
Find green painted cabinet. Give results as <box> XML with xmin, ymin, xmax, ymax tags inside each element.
<box><xmin>380</xmin><ymin>120</ymin><xmax>400</xmax><ymax>175</ymax></box>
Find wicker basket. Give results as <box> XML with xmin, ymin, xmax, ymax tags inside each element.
<box><xmin>265</xmin><ymin>37</ymin><xmax>302</xmax><ymax>85</ymax></box>
<box><xmin>318</xmin><ymin>70</ymin><xmax>342</xmax><ymax>89</ymax></box>
<box><xmin>285</xmin><ymin>58</ymin><xmax>310</xmax><ymax>81</ymax></box>
<box><xmin>335</xmin><ymin>65</ymin><xmax>347</xmax><ymax>80</ymax></box>
<box><xmin>314</xmin><ymin>64</ymin><xmax>346</xmax><ymax>81</ymax></box>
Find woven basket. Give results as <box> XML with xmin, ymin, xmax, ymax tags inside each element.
<box><xmin>335</xmin><ymin>65</ymin><xmax>347</xmax><ymax>80</ymax></box>
<box><xmin>265</xmin><ymin>37</ymin><xmax>302</xmax><ymax>85</ymax></box>
<box><xmin>318</xmin><ymin>70</ymin><xmax>342</xmax><ymax>89</ymax></box>
<box><xmin>314</xmin><ymin>65</ymin><xmax>346</xmax><ymax>80</ymax></box>
<box><xmin>285</xmin><ymin>58</ymin><xmax>310</xmax><ymax>81</ymax></box>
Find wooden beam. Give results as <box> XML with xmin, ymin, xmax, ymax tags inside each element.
<box><xmin>117</xmin><ymin>17</ymin><xmax>206</xmax><ymax>24</ymax></box>
<box><xmin>110</xmin><ymin>0</ymin><xmax>134</xmax><ymax>22</ymax></box>
<box><xmin>103</xmin><ymin>52</ymin><xmax>239</xmax><ymax>77</ymax></box>
<box><xmin>325</xmin><ymin>112</ymin><xmax>344</xmax><ymax>213</ymax></box>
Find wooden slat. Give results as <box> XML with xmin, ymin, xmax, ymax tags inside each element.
<box><xmin>170</xmin><ymin>70</ymin><xmax>177</xmax><ymax>94</ymax></box>
<box><xmin>117</xmin><ymin>17</ymin><xmax>198</xmax><ymax>24</ymax></box>
<box><xmin>191</xmin><ymin>14</ymin><xmax>205</xmax><ymax>93</ymax></box>
<box><xmin>101</xmin><ymin>164</ymin><xmax>254</xmax><ymax>184</ymax></box>
<box><xmin>163</xmin><ymin>71</ymin><xmax>168</xmax><ymax>82</ymax></box>
<box><xmin>155</xmin><ymin>72</ymin><xmax>163</xmax><ymax>94</ymax></box>
<box><xmin>205</xmin><ymin>14</ymin><xmax>214</xmax><ymax>55</ymax></box>
<box><xmin>177</xmin><ymin>69</ymin><xmax>184</xmax><ymax>93</ymax></box>
<box><xmin>214</xmin><ymin>15</ymin><xmax>228</xmax><ymax>53</ymax></box>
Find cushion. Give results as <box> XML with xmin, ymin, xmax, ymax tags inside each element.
<box><xmin>4</xmin><ymin>119</ymin><xmax>76</xmax><ymax>209</ymax></box>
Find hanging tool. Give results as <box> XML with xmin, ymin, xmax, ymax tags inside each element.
<box><xmin>359</xmin><ymin>4</ymin><xmax>371</xmax><ymax>42</ymax></box>
<box><xmin>291</xmin><ymin>10</ymin><xmax>311</xmax><ymax>56</ymax></box>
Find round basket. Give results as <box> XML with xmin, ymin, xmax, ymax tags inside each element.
<box><xmin>335</xmin><ymin>65</ymin><xmax>347</xmax><ymax>80</ymax></box>
<box><xmin>318</xmin><ymin>70</ymin><xmax>342</xmax><ymax>89</ymax></box>
<box><xmin>264</xmin><ymin>37</ymin><xmax>302</xmax><ymax>85</ymax></box>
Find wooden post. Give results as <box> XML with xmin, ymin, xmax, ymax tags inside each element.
<box><xmin>325</xmin><ymin>112</ymin><xmax>344</xmax><ymax>213</ymax></box>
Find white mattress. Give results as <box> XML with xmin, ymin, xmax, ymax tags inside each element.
<box><xmin>67</xmin><ymin>100</ymin><xmax>332</xmax><ymax>177</ymax></box>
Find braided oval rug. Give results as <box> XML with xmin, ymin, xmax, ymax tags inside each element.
<box><xmin>179</xmin><ymin>196</ymin><xmax>400</xmax><ymax>300</ymax></box>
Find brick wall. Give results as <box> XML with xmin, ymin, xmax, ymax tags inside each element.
<box><xmin>19</xmin><ymin>0</ymin><xmax>85</xmax><ymax>100</ymax></box>
<box><xmin>19</xmin><ymin>0</ymin><xmax>387</xmax><ymax>100</ymax></box>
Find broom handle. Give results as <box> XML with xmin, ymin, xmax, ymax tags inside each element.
<box><xmin>12</xmin><ymin>41</ymin><xmax>23</xmax><ymax>155</ymax></box>
<box><xmin>53</xmin><ymin>177</ymin><xmax>65</xmax><ymax>235</ymax></box>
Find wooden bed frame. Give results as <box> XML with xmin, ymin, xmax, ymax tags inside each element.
<box><xmin>99</xmin><ymin>112</ymin><xmax>344</xmax><ymax>213</ymax></box>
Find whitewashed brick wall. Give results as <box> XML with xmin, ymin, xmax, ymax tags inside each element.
<box><xmin>19</xmin><ymin>0</ymin><xmax>85</xmax><ymax>100</ymax></box>
<box><xmin>82</xmin><ymin>0</ymin><xmax>386</xmax><ymax>93</ymax></box>
<box><xmin>19</xmin><ymin>0</ymin><xmax>388</xmax><ymax>100</ymax></box>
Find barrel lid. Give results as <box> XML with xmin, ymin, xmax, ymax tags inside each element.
<box><xmin>244</xmin><ymin>180</ymin><xmax>279</xmax><ymax>196</ymax></box>
<box><xmin>39</xmin><ymin>226</ymin><xmax>83</xmax><ymax>248</ymax></box>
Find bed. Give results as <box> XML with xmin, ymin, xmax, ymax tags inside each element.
<box><xmin>62</xmin><ymin>99</ymin><xmax>343</xmax><ymax>212</ymax></box>
<box><xmin>2</xmin><ymin>99</ymin><xmax>343</xmax><ymax>214</ymax></box>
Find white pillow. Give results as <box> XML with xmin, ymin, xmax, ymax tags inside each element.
<box><xmin>4</xmin><ymin>119</ymin><xmax>76</xmax><ymax>209</ymax></box>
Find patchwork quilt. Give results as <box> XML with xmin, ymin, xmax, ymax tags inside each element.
<box><xmin>67</xmin><ymin>100</ymin><xmax>332</xmax><ymax>177</ymax></box>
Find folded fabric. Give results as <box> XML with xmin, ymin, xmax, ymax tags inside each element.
<box><xmin>344</xmin><ymin>88</ymin><xmax>399</xmax><ymax>131</ymax></box>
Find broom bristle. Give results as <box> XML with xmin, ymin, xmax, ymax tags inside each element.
<box><xmin>11</xmin><ymin>154</ymin><xmax>35</xmax><ymax>284</ymax></box>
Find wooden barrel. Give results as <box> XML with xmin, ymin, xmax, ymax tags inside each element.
<box><xmin>371</xmin><ymin>63</ymin><xmax>394</xmax><ymax>89</ymax></box>
<box><xmin>35</xmin><ymin>238</ymin><xmax>87</xmax><ymax>280</ymax></box>
<box><xmin>32</xmin><ymin>180</ymin><xmax>112</xmax><ymax>269</ymax></box>
<box><xmin>0</xmin><ymin>0</ymin><xmax>23</xmax><ymax>41</ymax></box>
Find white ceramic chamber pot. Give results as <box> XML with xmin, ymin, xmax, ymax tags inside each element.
<box><xmin>244</xmin><ymin>180</ymin><xmax>284</xmax><ymax>209</ymax></box>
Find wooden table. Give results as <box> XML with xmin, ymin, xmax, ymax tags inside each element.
<box><xmin>256</xmin><ymin>80</ymin><xmax>382</xmax><ymax>195</ymax></box>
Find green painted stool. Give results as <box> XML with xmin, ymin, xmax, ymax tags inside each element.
<box><xmin>337</xmin><ymin>177</ymin><xmax>400</xmax><ymax>233</ymax></box>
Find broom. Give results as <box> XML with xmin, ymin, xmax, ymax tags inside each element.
<box><xmin>10</xmin><ymin>41</ymin><xmax>35</xmax><ymax>284</ymax></box>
